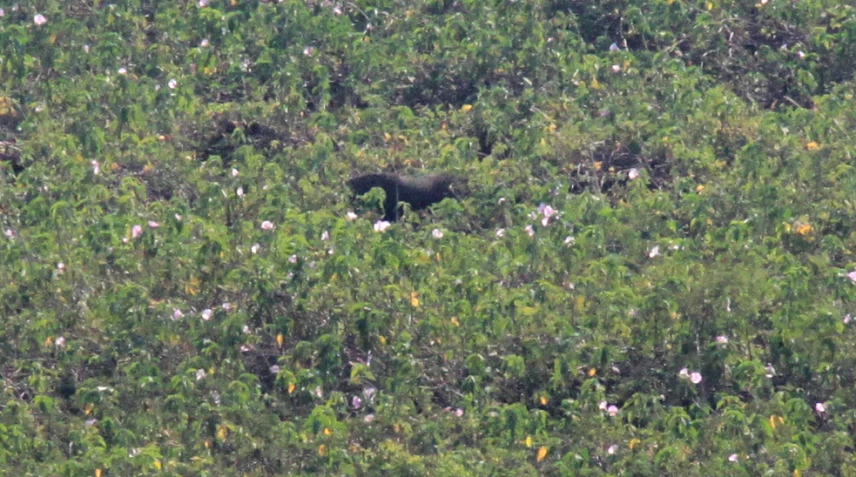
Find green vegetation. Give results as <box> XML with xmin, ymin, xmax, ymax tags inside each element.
<box><xmin>3</xmin><ymin>0</ymin><xmax>856</xmax><ymax>475</ymax></box>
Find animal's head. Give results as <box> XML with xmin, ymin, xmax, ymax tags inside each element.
<box><xmin>432</xmin><ymin>174</ymin><xmax>466</xmax><ymax>200</ymax></box>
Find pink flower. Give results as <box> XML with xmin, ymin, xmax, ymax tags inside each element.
<box><xmin>607</xmin><ymin>405</ymin><xmax>619</xmax><ymax>417</ymax></box>
<box><xmin>364</xmin><ymin>414</ymin><xmax>375</xmax><ymax>423</ymax></box>
<box><xmin>611</xmin><ymin>64</ymin><xmax>620</xmax><ymax>73</ymax></box>
<box><xmin>845</xmin><ymin>314</ymin><xmax>852</xmax><ymax>324</ymax></box>
<box><xmin>525</xmin><ymin>225</ymin><xmax>534</xmax><ymax>237</ymax></box>
<box><xmin>168</xmin><ymin>79</ymin><xmax>177</xmax><ymax>89</ymax></box>
<box><xmin>715</xmin><ymin>335</ymin><xmax>728</xmax><ymax>344</ymax></box>
<box><xmin>55</xmin><ymin>336</ymin><xmax>65</xmax><ymax>347</ymax></box>
<box><xmin>815</xmin><ymin>402</ymin><xmax>826</xmax><ymax>413</ymax></box>
<box><xmin>728</xmin><ymin>454</ymin><xmax>738</xmax><ymax>463</ymax></box>
<box><xmin>200</xmin><ymin>38</ymin><xmax>210</xmax><ymax>47</ymax></box>
<box><xmin>34</xmin><ymin>14</ymin><xmax>47</xmax><ymax>26</ymax></box>
<box><xmin>352</xmin><ymin>396</ymin><xmax>363</xmax><ymax>409</ymax></box>
<box><xmin>848</xmin><ymin>270</ymin><xmax>856</xmax><ymax>282</ymax></box>
<box><xmin>148</xmin><ymin>221</ymin><xmax>160</xmax><ymax>228</ymax></box>
<box><xmin>690</xmin><ymin>372</ymin><xmax>703</xmax><ymax>384</ymax></box>
<box><xmin>201</xmin><ymin>309</ymin><xmax>212</xmax><ymax>321</ymax></box>
<box><xmin>599</xmin><ymin>401</ymin><xmax>608</xmax><ymax>411</ymax></box>
<box><xmin>607</xmin><ymin>444</ymin><xmax>617</xmax><ymax>455</ymax></box>
<box><xmin>288</xmin><ymin>254</ymin><xmax>297</xmax><ymax>264</ymax></box>
<box><xmin>4</xmin><ymin>229</ymin><xmax>14</xmax><ymax>238</ymax></box>
<box><xmin>131</xmin><ymin>224</ymin><xmax>143</xmax><ymax>238</ymax></box>
<box><xmin>628</xmin><ymin>168</ymin><xmax>639</xmax><ymax>180</ymax></box>
<box><xmin>198</xmin><ymin>0</ymin><xmax>209</xmax><ymax>6</ymax></box>
<box><xmin>269</xmin><ymin>365</ymin><xmax>280</xmax><ymax>374</ymax></box>
<box><xmin>172</xmin><ymin>309</ymin><xmax>184</xmax><ymax>320</ymax></box>
<box><xmin>261</xmin><ymin>220</ymin><xmax>274</xmax><ymax>230</ymax></box>
<box><xmin>432</xmin><ymin>228</ymin><xmax>444</xmax><ymax>239</ymax></box>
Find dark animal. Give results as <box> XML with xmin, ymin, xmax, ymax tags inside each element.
<box><xmin>347</xmin><ymin>172</ymin><xmax>461</xmax><ymax>221</ymax></box>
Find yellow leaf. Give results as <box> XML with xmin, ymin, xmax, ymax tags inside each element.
<box><xmin>277</xmin><ymin>333</ymin><xmax>284</xmax><ymax>347</ymax></box>
<box><xmin>536</xmin><ymin>446</ymin><xmax>548</xmax><ymax>462</ymax></box>
<box><xmin>288</xmin><ymin>382</ymin><xmax>296</xmax><ymax>394</ymax></box>
<box><xmin>185</xmin><ymin>276</ymin><xmax>200</xmax><ymax>296</ymax></box>
<box><xmin>410</xmin><ymin>291</ymin><xmax>420</xmax><ymax>308</ymax></box>
<box><xmin>460</xmin><ymin>104</ymin><xmax>473</xmax><ymax>113</ymax></box>
<box><xmin>154</xmin><ymin>460</ymin><xmax>162</xmax><ymax>470</ymax></box>
<box><xmin>45</xmin><ymin>336</ymin><xmax>53</xmax><ymax>347</ymax></box>
<box><xmin>593</xmin><ymin>161</ymin><xmax>603</xmax><ymax>171</ymax></box>
<box><xmin>525</xmin><ymin>435</ymin><xmax>533</xmax><ymax>447</ymax></box>
<box><xmin>806</xmin><ymin>141</ymin><xmax>819</xmax><ymax>150</ymax></box>
<box><xmin>706</xmin><ymin>1</ymin><xmax>713</xmax><ymax>10</ymax></box>
<box><xmin>217</xmin><ymin>424</ymin><xmax>228</xmax><ymax>441</ymax></box>
<box><xmin>318</xmin><ymin>444</ymin><xmax>327</xmax><ymax>456</ymax></box>
<box><xmin>451</xmin><ymin>316</ymin><xmax>460</xmax><ymax>326</ymax></box>
<box><xmin>591</xmin><ymin>77</ymin><xmax>600</xmax><ymax>89</ymax></box>
<box><xmin>574</xmin><ymin>296</ymin><xmax>586</xmax><ymax>312</ymax></box>
<box><xmin>323</xmin><ymin>427</ymin><xmax>332</xmax><ymax>436</ymax></box>
<box><xmin>95</xmin><ymin>469</ymin><xmax>102</xmax><ymax>477</ymax></box>
<box><xmin>539</xmin><ymin>396</ymin><xmax>548</xmax><ymax>405</ymax></box>
<box><xmin>378</xmin><ymin>335</ymin><xmax>386</xmax><ymax>345</ymax></box>
<box><xmin>769</xmin><ymin>414</ymin><xmax>784</xmax><ymax>428</ymax></box>
<box><xmin>629</xmin><ymin>438</ymin><xmax>640</xmax><ymax>449</ymax></box>
<box><xmin>796</xmin><ymin>223</ymin><xmax>812</xmax><ymax>235</ymax></box>
<box><xmin>588</xmin><ymin>368</ymin><xmax>597</xmax><ymax>377</ymax></box>
<box><xmin>696</xmin><ymin>185</ymin><xmax>705</xmax><ymax>193</ymax></box>
<box><xmin>84</xmin><ymin>403</ymin><xmax>94</xmax><ymax>415</ymax></box>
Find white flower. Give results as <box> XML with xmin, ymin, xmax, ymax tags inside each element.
<box><xmin>4</xmin><ymin>229</ymin><xmax>14</xmax><ymax>238</ymax></box>
<box><xmin>715</xmin><ymin>335</ymin><xmax>728</xmax><ymax>344</ymax></box>
<box><xmin>288</xmin><ymin>254</ymin><xmax>298</xmax><ymax>264</ymax></box>
<box><xmin>83</xmin><ymin>44</ymin><xmax>90</xmax><ymax>53</ymax></box>
<box><xmin>679</xmin><ymin>368</ymin><xmax>690</xmax><ymax>378</ymax></box>
<box><xmin>251</xmin><ymin>243</ymin><xmax>260</xmax><ymax>254</ymax></box>
<box><xmin>200</xmin><ymin>38</ymin><xmax>210</xmax><ymax>47</ymax></box>
<box><xmin>373</xmin><ymin>220</ymin><xmax>391</xmax><ymax>232</ymax></box>
<box><xmin>269</xmin><ymin>365</ymin><xmax>280</xmax><ymax>374</ymax></box>
<box><xmin>607</xmin><ymin>444</ymin><xmax>617</xmax><ymax>455</ymax></box>
<box><xmin>797</xmin><ymin>50</ymin><xmax>806</xmax><ymax>59</ymax></box>
<box><xmin>175</xmin><ymin>214</ymin><xmax>183</xmax><ymax>221</ymax></box>
<box><xmin>55</xmin><ymin>336</ymin><xmax>65</xmax><ymax>347</ymax></box>
<box><xmin>728</xmin><ymin>454</ymin><xmax>738</xmax><ymax>463</ymax></box>
<box><xmin>221</xmin><ymin>302</ymin><xmax>232</xmax><ymax>311</ymax></box>
<box><xmin>237</xmin><ymin>187</ymin><xmax>244</xmax><ymax>197</ymax></box>
<box><xmin>34</xmin><ymin>14</ymin><xmax>47</xmax><ymax>26</ymax></box>
<box><xmin>628</xmin><ymin>168</ymin><xmax>639</xmax><ymax>180</ymax></box>
<box><xmin>564</xmin><ymin>236</ymin><xmax>575</xmax><ymax>246</ymax></box>
<box><xmin>57</xmin><ymin>262</ymin><xmax>65</xmax><ymax>271</ymax></box>
<box><xmin>495</xmin><ymin>228</ymin><xmax>505</xmax><ymax>238</ymax></box>
<box><xmin>815</xmin><ymin>402</ymin><xmax>826</xmax><ymax>413</ymax></box>
<box><xmin>364</xmin><ymin>414</ymin><xmax>375</xmax><ymax>423</ymax></box>
<box><xmin>198</xmin><ymin>0</ymin><xmax>209</xmax><ymax>6</ymax></box>
<box><xmin>303</xmin><ymin>46</ymin><xmax>315</xmax><ymax>57</ymax></box>
<box><xmin>131</xmin><ymin>224</ymin><xmax>143</xmax><ymax>238</ymax></box>
<box><xmin>432</xmin><ymin>228</ymin><xmax>444</xmax><ymax>239</ymax></box>
<box><xmin>321</xmin><ymin>231</ymin><xmax>329</xmax><ymax>241</ymax></box>
<box><xmin>599</xmin><ymin>401</ymin><xmax>608</xmax><ymax>411</ymax></box>
<box><xmin>201</xmin><ymin>309</ymin><xmax>212</xmax><ymax>321</ymax></box>
<box><xmin>91</xmin><ymin>160</ymin><xmax>101</xmax><ymax>175</ymax></box>
<box><xmin>525</xmin><ymin>225</ymin><xmax>534</xmax><ymax>237</ymax></box>
<box><xmin>196</xmin><ymin>369</ymin><xmax>206</xmax><ymax>381</ymax></box>
<box><xmin>611</xmin><ymin>64</ymin><xmax>620</xmax><ymax>73</ymax></box>
<box><xmin>346</xmin><ymin>211</ymin><xmax>358</xmax><ymax>221</ymax></box>
<box><xmin>117</xmin><ymin>67</ymin><xmax>127</xmax><ymax>75</ymax></box>
<box><xmin>231</xmin><ymin>168</ymin><xmax>239</xmax><ymax>177</ymax></box>
<box><xmin>648</xmin><ymin>246</ymin><xmax>660</xmax><ymax>258</ymax></box>
<box><xmin>845</xmin><ymin>314</ymin><xmax>852</xmax><ymax>324</ymax></box>
<box><xmin>168</xmin><ymin>79</ymin><xmax>177</xmax><ymax>89</ymax></box>
<box><xmin>455</xmin><ymin>408</ymin><xmax>464</xmax><ymax>417</ymax></box>
<box><xmin>261</xmin><ymin>220</ymin><xmax>274</xmax><ymax>230</ymax></box>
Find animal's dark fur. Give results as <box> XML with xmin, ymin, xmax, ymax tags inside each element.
<box><xmin>347</xmin><ymin>172</ymin><xmax>461</xmax><ymax>221</ymax></box>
